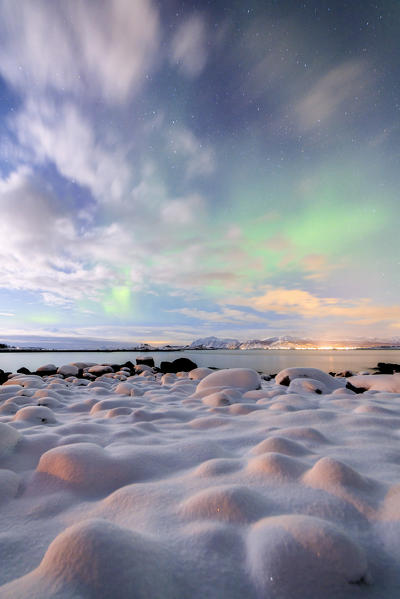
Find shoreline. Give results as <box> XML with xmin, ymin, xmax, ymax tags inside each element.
<box><xmin>1</xmin><ymin>362</ymin><xmax>400</xmax><ymax>596</ymax></box>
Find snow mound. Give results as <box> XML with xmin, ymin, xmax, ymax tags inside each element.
<box><xmin>246</xmin><ymin>515</ymin><xmax>369</xmax><ymax>596</ymax></box>
<box><xmin>196</xmin><ymin>368</ymin><xmax>261</xmax><ymax>394</ymax></box>
<box><xmin>114</xmin><ymin>382</ymin><xmax>133</xmax><ymax>395</ymax></box>
<box><xmin>0</xmin><ymin>422</ymin><xmax>22</xmax><ymax>458</ymax></box>
<box><xmin>303</xmin><ymin>457</ymin><xmax>372</xmax><ymax>491</ymax></box>
<box><xmin>276</xmin><ymin>367</ymin><xmax>344</xmax><ymax>390</ymax></box>
<box><xmin>348</xmin><ymin>374</ymin><xmax>400</xmax><ymax>393</ymax></box>
<box><xmin>251</xmin><ymin>436</ymin><xmax>310</xmax><ymax>456</ymax></box>
<box><xmin>180</xmin><ymin>485</ymin><xmax>268</xmax><ymax>523</ymax></box>
<box><xmin>189</xmin><ymin>367</ymin><xmax>214</xmax><ymax>380</ymax></box>
<box><xmin>246</xmin><ymin>452</ymin><xmax>307</xmax><ymax>480</ymax></box>
<box><xmin>13</xmin><ymin>406</ymin><xmax>57</xmax><ymax>424</ymax></box>
<box><xmin>0</xmin><ymin>469</ymin><xmax>20</xmax><ymax>503</ymax></box>
<box><xmin>36</xmin><ymin>443</ymin><xmax>119</xmax><ymax>493</ymax></box>
<box><xmin>287</xmin><ymin>377</ymin><xmax>328</xmax><ymax>395</ymax></box>
<box><xmin>3</xmin><ymin>518</ymin><xmax>177</xmax><ymax>599</ymax></box>
<box><xmin>193</xmin><ymin>458</ymin><xmax>243</xmax><ymax>477</ymax></box>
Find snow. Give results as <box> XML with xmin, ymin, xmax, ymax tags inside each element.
<box><xmin>348</xmin><ymin>373</ymin><xmax>400</xmax><ymax>393</ymax></box>
<box><xmin>1</xmin><ymin>364</ymin><xmax>400</xmax><ymax>597</ymax></box>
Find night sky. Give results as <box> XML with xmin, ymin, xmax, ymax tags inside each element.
<box><xmin>0</xmin><ymin>0</ymin><xmax>399</xmax><ymax>345</ymax></box>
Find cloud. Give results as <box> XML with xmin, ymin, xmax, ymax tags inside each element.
<box><xmin>0</xmin><ymin>168</ymin><xmax>123</xmax><ymax>304</ymax></box>
<box><xmin>168</xmin><ymin>127</ymin><xmax>215</xmax><ymax>179</ymax></box>
<box><xmin>170</xmin><ymin>307</ymin><xmax>266</xmax><ymax>324</ymax></box>
<box><xmin>294</xmin><ymin>60</ymin><xmax>370</xmax><ymax>131</ymax></box>
<box><xmin>14</xmin><ymin>99</ymin><xmax>132</xmax><ymax>202</ymax></box>
<box><xmin>170</xmin><ymin>14</ymin><xmax>208</xmax><ymax>77</ymax></box>
<box><xmin>236</xmin><ymin>287</ymin><xmax>400</xmax><ymax>326</ymax></box>
<box><xmin>0</xmin><ymin>312</ymin><xmax>14</xmax><ymax>317</ymax></box>
<box><xmin>161</xmin><ymin>194</ymin><xmax>204</xmax><ymax>225</ymax></box>
<box><xmin>0</xmin><ymin>0</ymin><xmax>160</xmax><ymax>104</ymax></box>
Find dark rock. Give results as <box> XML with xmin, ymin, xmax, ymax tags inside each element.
<box><xmin>136</xmin><ymin>357</ymin><xmax>155</xmax><ymax>368</ymax></box>
<box><xmin>111</xmin><ymin>364</ymin><xmax>122</xmax><ymax>373</ymax></box>
<box><xmin>0</xmin><ymin>370</ymin><xmax>10</xmax><ymax>385</ymax></box>
<box><xmin>17</xmin><ymin>366</ymin><xmax>31</xmax><ymax>375</ymax></box>
<box><xmin>35</xmin><ymin>364</ymin><xmax>58</xmax><ymax>376</ymax></box>
<box><xmin>329</xmin><ymin>372</ymin><xmax>336</xmax><ymax>377</ymax></box>
<box><xmin>336</xmin><ymin>370</ymin><xmax>354</xmax><ymax>378</ymax></box>
<box><xmin>346</xmin><ymin>381</ymin><xmax>367</xmax><ymax>394</ymax></box>
<box><xmin>279</xmin><ymin>375</ymin><xmax>291</xmax><ymax>387</ymax></box>
<box><xmin>159</xmin><ymin>357</ymin><xmax>197</xmax><ymax>374</ymax></box>
<box><xmin>172</xmin><ymin>357</ymin><xmax>197</xmax><ymax>372</ymax></box>
<box><xmin>122</xmin><ymin>361</ymin><xmax>135</xmax><ymax>371</ymax></box>
<box><xmin>376</xmin><ymin>362</ymin><xmax>400</xmax><ymax>374</ymax></box>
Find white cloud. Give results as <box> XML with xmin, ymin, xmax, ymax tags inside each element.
<box><xmin>0</xmin><ymin>169</ymin><xmax>122</xmax><ymax>304</ymax></box>
<box><xmin>14</xmin><ymin>99</ymin><xmax>132</xmax><ymax>202</ymax></box>
<box><xmin>0</xmin><ymin>0</ymin><xmax>160</xmax><ymax>104</ymax></box>
<box><xmin>294</xmin><ymin>60</ymin><xmax>370</xmax><ymax>131</ymax></box>
<box><xmin>170</xmin><ymin>307</ymin><xmax>266</xmax><ymax>324</ymax></box>
<box><xmin>170</xmin><ymin>15</ymin><xmax>208</xmax><ymax>77</ymax></box>
<box><xmin>161</xmin><ymin>194</ymin><xmax>204</xmax><ymax>225</ymax></box>
<box><xmin>168</xmin><ymin>127</ymin><xmax>215</xmax><ymax>179</ymax></box>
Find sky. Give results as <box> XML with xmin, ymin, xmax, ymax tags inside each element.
<box><xmin>0</xmin><ymin>0</ymin><xmax>399</xmax><ymax>347</ymax></box>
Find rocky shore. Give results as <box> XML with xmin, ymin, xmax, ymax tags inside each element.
<box><xmin>1</xmin><ymin>361</ymin><xmax>400</xmax><ymax>597</ymax></box>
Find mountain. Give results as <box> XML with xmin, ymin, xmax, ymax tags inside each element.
<box><xmin>190</xmin><ymin>336</ymin><xmax>240</xmax><ymax>349</ymax></box>
<box><xmin>239</xmin><ymin>336</ymin><xmax>313</xmax><ymax>349</ymax></box>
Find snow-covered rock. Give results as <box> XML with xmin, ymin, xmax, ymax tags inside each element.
<box><xmin>196</xmin><ymin>368</ymin><xmax>261</xmax><ymax>394</ymax></box>
<box><xmin>348</xmin><ymin>373</ymin><xmax>400</xmax><ymax>393</ymax></box>
<box><xmin>57</xmin><ymin>364</ymin><xmax>79</xmax><ymax>377</ymax></box>
<box><xmin>276</xmin><ymin>367</ymin><xmax>345</xmax><ymax>391</ymax></box>
<box><xmin>36</xmin><ymin>364</ymin><xmax>57</xmax><ymax>374</ymax></box>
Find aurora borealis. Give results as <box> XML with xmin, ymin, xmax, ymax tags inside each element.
<box><xmin>0</xmin><ymin>0</ymin><xmax>399</xmax><ymax>346</ymax></box>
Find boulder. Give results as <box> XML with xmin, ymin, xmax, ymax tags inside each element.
<box><xmin>57</xmin><ymin>365</ymin><xmax>79</xmax><ymax>377</ymax></box>
<box><xmin>121</xmin><ymin>361</ymin><xmax>135</xmax><ymax>371</ymax></box>
<box><xmin>36</xmin><ymin>364</ymin><xmax>58</xmax><ymax>376</ymax></box>
<box><xmin>160</xmin><ymin>358</ymin><xmax>197</xmax><ymax>374</ymax></box>
<box><xmin>87</xmin><ymin>364</ymin><xmax>114</xmax><ymax>376</ymax></box>
<box><xmin>376</xmin><ymin>362</ymin><xmax>400</xmax><ymax>374</ymax></box>
<box><xmin>196</xmin><ymin>368</ymin><xmax>261</xmax><ymax>393</ymax></box>
<box><xmin>0</xmin><ymin>369</ymin><xmax>11</xmax><ymax>385</ymax></box>
<box><xmin>136</xmin><ymin>357</ymin><xmax>155</xmax><ymax>368</ymax></box>
<box><xmin>17</xmin><ymin>367</ymin><xmax>31</xmax><ymax>375</ymax></box>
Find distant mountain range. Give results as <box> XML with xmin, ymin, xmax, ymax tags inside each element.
<box><xmin>1</xmin><ymin>334</ymin><xmax>400</xmax><ymax>351</ymax></box>
<box><xmin>188</xmin><ymin>335</ymin><xmax>400</xmax><ymax>350</ymax></box>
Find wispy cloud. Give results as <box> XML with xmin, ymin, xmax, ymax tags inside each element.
<box><xmin>235</xmin><ymin>287</ymin><xmax>400</xmax><ymax>327</ymax></box>
<box><xmin>14</xmin><ymin>99</ymin><xmax>132</xmax><ymax>202</ymax></box>
<box><xmin>170</xmin><ymin>14</ymin><xmax>208</xmax><ymax>77</ymax></box>
<box><xmin>170</xmin><ymin>307</ymin><xmax>266</xmax><ymax>324</ymax></box>
<box><xmin>294</xmin><ymin>60</ymin><xmax>370</xmax><ymax>131</ymax></box>
<box><xmin>0</xmin><ymin>0</ymin><xmax>160</xmax><ymax>104</ymax></box>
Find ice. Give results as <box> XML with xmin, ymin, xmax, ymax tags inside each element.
<box><xmin>1</xmin><ymin>363</ymin><xmax>400</xmax><ymax>597</ymax></box>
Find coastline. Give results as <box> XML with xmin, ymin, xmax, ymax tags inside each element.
<box><xmin>1</xmin><ymin>361</ymin><xmax>400</xmax><ymax>597</ymax></box>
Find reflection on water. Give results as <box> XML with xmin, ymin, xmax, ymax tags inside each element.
<box><xmin>1</xmin><ymin>349</ymin><xmax>400</xmax><ymax>374</ymax></box>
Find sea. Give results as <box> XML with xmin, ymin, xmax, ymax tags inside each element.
<box><xmin>1</xmin><ymin>349</ymin><xmax>400</xmax><ymax>375</ymax></box>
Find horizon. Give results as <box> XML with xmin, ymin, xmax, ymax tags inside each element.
<box><xmin>0</xmin><ymin>1</ymin><xmax>399</xmax><ymax>342</ymax></box>
<box><xmin>2</xmin><ymin>332</ymin><xmax>400</xmax><ymax>351</ymax></box>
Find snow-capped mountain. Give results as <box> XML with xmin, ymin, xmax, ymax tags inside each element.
<box><xmin>239</xmin><ymin>336</ymin><xmax>313</xmax><ymax>349</ymax></box>
<box><xmin>190</xmin><ymin>336</ymin><xmax>240</xmax><ymax>349</ymax></box>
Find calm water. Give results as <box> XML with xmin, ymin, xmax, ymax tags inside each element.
<box><xmin>1</xmin><ymin>349</ymin><xmax>400</xmax><ymax>375</ymax></box>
